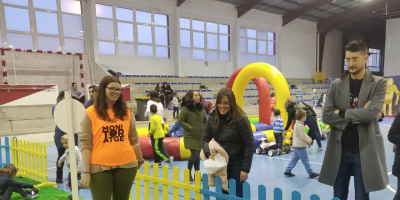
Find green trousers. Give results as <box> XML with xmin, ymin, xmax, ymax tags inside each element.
<box><xmin>90</xmin><ymin>167</ymin><xmax>137</xmax><ymax>200</ymax></box>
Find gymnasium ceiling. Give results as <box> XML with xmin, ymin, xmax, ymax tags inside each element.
<box><xmin>213</xmin><ymin>0</ymin><xmax>400</xmax><ymax>33</ymax></box>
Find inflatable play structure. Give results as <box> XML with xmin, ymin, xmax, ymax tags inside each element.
<box><xmin>138</xmin><ymin>63</ymin><xmax>313</xmax><ymax>160</ymax></box>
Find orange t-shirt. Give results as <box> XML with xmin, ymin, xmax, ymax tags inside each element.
<box><xmin>86</xmin><ymin>106</ymin><xmax>136</xmax><ymax>166</ymax></box>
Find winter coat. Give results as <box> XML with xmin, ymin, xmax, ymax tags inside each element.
<box><xmin>292</xmin><ymin>120</ymin><xmax>311</xmax><ymax>148</ymax></box>
<box><xmin>178</xmin><ymin>106</ymin><xmax>207</xmax><ymax>150</ymax></box>
<box><xmin>388</xmin><ymin>113</ymin><xmax>400</xmax><ymax>177</ymax></box>
<box><xmin>285</xmin><ymin>101</ymin><xmax>316</xmax><ymax>130</ymax></box>
<box><xmin>168</xmin><ymin>121</ymin><xmax>184</xmax><ymax>137</ymax></box>
<box><xmin>202</xmin><ymin>111</ymin><xmax>255</xmax><ymax>173</ymax></box>
<box><xmin>319</xmin><ymin>68</ymin><xmax>388</xmax><ymax>193</ymax></box>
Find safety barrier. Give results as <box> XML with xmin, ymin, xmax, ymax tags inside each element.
<box><xmin>0</xmin><ymin>137</ymin><xmax>11</xmax><ymax>168</ymax></box>
<box><xmin>132</xmin><ymin>162</ymin><xmax>340</xmax><ymax>200</ymax></box>
<box><xmin>10</xmin><ymin>138</ymin><xmax>56</xmax><ymax>187</ymax></box>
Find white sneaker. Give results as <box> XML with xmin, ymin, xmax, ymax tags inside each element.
<box><xmin>24</xmin><ymin>194</ymin><xmax>37</xmax><ymax>200</ymax></box>
<box><xmin>317</xmin><ymin>147</ymin><xmax>324</xmax><ymax>152</ymax></box>
<box><xmin>169</xmin><ymin>156</ymin><xmax>174</xmax><ymax>167</ymax></box>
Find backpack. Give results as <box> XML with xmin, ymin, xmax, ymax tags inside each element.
<box><xmin>294</xmin><ymin>101</ymin><xmax>308</xmax><ymax>111</ymax></box>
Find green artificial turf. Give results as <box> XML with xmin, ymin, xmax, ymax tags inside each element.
<box><xmin>10</xmin><ymin>177</ymin><xmax>85</xmax><ymax>200</ymax></box>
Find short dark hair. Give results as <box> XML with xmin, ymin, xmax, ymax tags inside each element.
<box><xmin>345</xmin><ymin>40</ymin><xmax>367</xmax><ymax>55</ymax></box>
<box><xmin>274</xmin><ymin>109</ymin><xmax>281</xmax><ymax>116</ymax></box>
<box><xmin>72</xmin><ymin>82</ymin><xmax>77</xmax><ymax>86</ymax></box>
<box><xmin>296</xmin><ymin>109</ymin><xmax>307</xmax><ymax>120</ymax></box>
<box><xmin>150</xmin><ymin>104</ymin><xmax>157</xmax><ymax>114</ymax></box>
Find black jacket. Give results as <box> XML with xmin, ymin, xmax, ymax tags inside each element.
<box><xmin>162</xmin><ymin>85</ymin><xmax>173</xmax><ymax>95</ymax></box>
<box><xmin>0</xmin><ymin>175</ymin><xmax>33</xmax><ymax>195</ymax></box>
<box><xmin>202</xmin><ymin>112</ymin><xmax>255</xmax><ymax>173</ymax></box>
<box><xmin>285</xmin><ymin>101</ymin><xmax>317</xmax><ymax>130</ymax></box>
<box><xmin>388</xmin><ymin>113</ymin><xmax>400</xmax><ymax>177</ymax></box>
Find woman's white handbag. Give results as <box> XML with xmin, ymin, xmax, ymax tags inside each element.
<box><xmin>203</xmin><ymin>153</ymin><xmax>227</xmax><ymax>174</ymax></box>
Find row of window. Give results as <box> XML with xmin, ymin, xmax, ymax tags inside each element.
<box><xmin>0</xmin><ymin>0</ymin><xmax>85</xmax><ymax>53</ymax></box>
<box><xmin>95</xmin><ymin>3</ymin><xmax>276</xmax><ymax>63</ymax></box>
<box><xmin>0</xmin><ymin>1</ymin><xmax>277</xmax><ymax>63</ymax></box>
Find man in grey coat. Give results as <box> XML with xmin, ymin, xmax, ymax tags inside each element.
<box><xmin>319</xmin><ymin>40</ymin><xmax>388</xmax><ymax>200</ymax></box>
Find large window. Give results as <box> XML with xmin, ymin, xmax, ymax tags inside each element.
<box><xmin>239</xmin><ymin>27</ymin><xmax>276</xmax><ymax>65</ymax></box>
<box><xmin>180</xmin><ymin>18</ymin><xmax>230</xmax><ymax>62</ymax></box>
<box><xmin>96</xmin><ymin>4</ymin><xmax>170</xmax><ymax>58</ymax></box>
<box><xmin>367</xmin><ymin>48</ymin><xmax>380</xmax><ymax>72</ymax></box>
<box><xmin>0</xmin><ymin>0</ymin><xmax>85</xmax><ymax>53</ymax></box>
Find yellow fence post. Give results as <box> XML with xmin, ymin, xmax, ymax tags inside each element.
<box><xmin>194</xmin><ymin>170</ymin><xmax>202</xmax><ymax>200</ymax></box>
<box><xmin>144</xmin><ymin>162</ymin><xmax>150</xmax><ymax>200</ymax></box>
<box><xmin>153</xmin><ymin>163</ymin><xmax>159</xmax><ymax>200</ymax></box>
<box><xmin>183</xmin><ymin>169</ymin><xmax>190</xmax><ymax>199</ymax></box>
<box><xmin>162</xmin><ymin>165</ymin><xmax>168</xmax><ymax>199</ymax></box>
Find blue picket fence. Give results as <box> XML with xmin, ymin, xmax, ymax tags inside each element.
<box><xmin>200</xmin><ymin>174</ymin><xmax>340</xmax><ymax>200</ymax></box>
<box><xmin>0</xmin><ymin>137</ymin><xmax>12</xmax><ymax>168</ymax></box>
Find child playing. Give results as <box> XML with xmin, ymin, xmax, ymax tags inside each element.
<box><xmin>0</xmin><ymin>164</ymin><xmax>39</xmax><ymax>200</ymax></box>
<box><xmin>57</xmin><ymin>134</ymin><xmax>82</xmax><ymax>199</ymax></box>
<box><xmin>284</xmin><ymin>109</ymin><xmax>319</xmax><ymax>178</ymax></box>
<box><xmin>163</xmin><ymin>117</ymin><xmax>170</xmax><ymax>137</ymax></box>
<box><xmin>172</xmin><ymin>92</ymin><xmax>179</xmax><ymax>118</ymax></box>
<box><xmin>272</xmin><ymin>109</ymin><xmax>285</xmax><ymax>150</ymax></box>
<box><xmin>168</xmin><ymin>115</ymin><xmax>184</xmax><ymax>137</ymax></box>
<box><xmin>149</xmin><ymin>104</ymin><xmax>174</xmax><ymax>167</ymax></box>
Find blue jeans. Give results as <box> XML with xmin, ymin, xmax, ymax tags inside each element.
<box><xmin>334</xmin><ymin>152</ymin><xmax>369</xmax><ymax>200</ymax></box>
<box><xmin>285</xmin><ymin>148</ymin><xmax>314</xmax><ymax>176</ymax></box>
<box><xmin>222</xmin><ymin>165</ymin><xmax>243</xmax><ymax>198</ymax></box>
<box><xmin>304</xmin><ymin>116</ymin><xmax>322</xmax><ymax>148</ymax></box>
<box><xmin>274</xmin><ymin>132</ymin><xmax>283</xmax><ymax>150</ymax></box>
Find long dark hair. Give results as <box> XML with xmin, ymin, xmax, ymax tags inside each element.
<box><xmin>163</xmin><ymin>82</ymin><xmax>169</xmax><ymax>88</ymax></box>
<box><xmin>181</xmin><ymin>90</ymin><xmax>203</xmax><ymax>112</ymax></box>
<box><xmin>56</xmin><ymin>90</ymin><xmax>66</xmax><ymax>104</ymax></box>
<box><xmin>149</xmin><ymin>90</ymin><xmax>161</xmax><ymax>102</ymax></box>
<box><xmin>214</xmin><ymin>88</ymin><xmax>246</xmax><ymax>124</ymax></box>
<box><xmin>95</xmin><ymin>76</ymin><xmax>128</xmax><ymax>121</ymax></box>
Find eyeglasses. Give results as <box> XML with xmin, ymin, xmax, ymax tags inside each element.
<box><xmin>344</xmin><ymin>57</ymin><xmax>364</xmax><ymax>63</ymax></box>
<box><xmin>106</xmin><ymin>87</ymin><xmax>122</xmax><ymax>93</ymax></box>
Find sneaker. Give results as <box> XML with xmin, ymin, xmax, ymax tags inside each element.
<box><xmin>169</xmin><ymin>156</ymin><xmax>174</xmax><ymax>167</ymax></box>
<box><xmin>190</xmin><ymin>175</ymin><xmax>194</xmax><ymax>182</ymax></box>
<box><xmin>317</xmin><ymin>147</ymin><xmax>324</xmax><ymax>152</ymax></box>
<box><xmin>66</xmin><ymin>182</ymin><xmax>70</xmax><ymax>189</ymax></box>
<box><xmin>310</xmin><ymin>172</ymin><xmax>320</xmax><ymax>178</ymax></box>
<box><xmin>68</xmin><ymin>195</ymin><xmax>72</xmax><ymax>199</ymax></box>
<box><xmin>23</xmin><ymin>189</ymin><xmax>38</xmax><ymax>200</ymax></box>
<box><xmin>158</xmin><ymin>163</ymin><xmax>162</xmax><ymax>168</ymax></box>
<box><xmin>284</xmin><ymin>172</ymin><xmax>295</xmax><ymax>177</ymax></box>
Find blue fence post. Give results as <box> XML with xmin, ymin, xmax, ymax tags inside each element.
<box><xmin>5</xmin><ymin>137</ymin><xmax>10</xmax><ymax>165</ymax></box>
<box><xmin>202</xmin><ymin>174</ymin><xmax>210</xmax><ymax>200</ymax></box>
<box><xmin>258</xmin><ymin>185</ymin><xmax>266</xmax><ymax>200</ymax></box>
<box><xmin>310</xmin><ymin>194</ymin><xmax>320</xmax><ymax>200</ymax></box>
<box><xmin>274</xmin><ymin>188</ymin><xmax>283</xmax><ymax>200</ymax></box>
<box><xmin>292</xmin><ymin>191</ymin><xmax>301</xmax><ymax>200</ymax></box>
<box><xmin>228</xmin><ymin>179</ymin><xmax>236</xmax><ymax>197</ymax></box>
<box><xmin>0</xmin><ymin>137</ymin><xmax>2</xmax><ymax>167</ymax></box>
<box><xmin>215</xmin><ymin>176</ymin><xmax>223</xmax><ymax>200</ymax></box>
<box><xmin>243</xmin><ymin>182</ymin><xmax>251</xmax><ymax>199</ymax></box>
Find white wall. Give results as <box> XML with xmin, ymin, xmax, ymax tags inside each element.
<box><xmin>322</xmin><ymin>30</ymin><xmax>342</xmax><ymax>78</ymax></box>
<box><xmin>89</xmin><ymin>0</ymin><xmax>341</xmax><ymax>78</ymax></box>
<box><xmin>385</xmin><ymin>18</ymin><xmax>400</xmax><ymax>76</ymax></box>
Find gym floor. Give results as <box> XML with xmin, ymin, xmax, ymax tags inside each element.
<box><xmin>46</xmin><ymin>117</ymin><xmax>397</xmax><ymax>200</ymax></box>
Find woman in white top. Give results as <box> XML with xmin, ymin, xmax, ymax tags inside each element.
<box><xmin>145</xmin><ymin>90</ymin><xmax>164</xmax><ymax>123</ymax></box>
